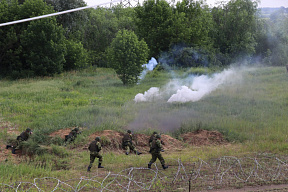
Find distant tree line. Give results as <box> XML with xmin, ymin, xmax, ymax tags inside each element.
<box><xmin>0</xmin><ymin>0</ymin><xmax>288</xmax><ymax>83</ymax></box>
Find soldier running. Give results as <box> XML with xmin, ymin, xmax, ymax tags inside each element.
<box><xmin>149</xmin><ymin>131</ymin><xmax>158</xmax><ymax>147</ymax></box>
<box><xmin>122</xmin><ymin>130</ymin><xmax>142</xmax><ymax>155</ymax></box>
<box><xmin>148</xmin><ymin>134</ymin><xmax>168</xmax><ymax>169</ymax></box>
<box><xmin>87</xmin><ymin>137</ymin><xmax>104</xmax><ymax>172</ymax></box>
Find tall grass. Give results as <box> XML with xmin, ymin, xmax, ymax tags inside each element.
<box><xmin>0</xmin><ymin>66</ymin><xmax>288</xmax><ymax>182</ymax></box>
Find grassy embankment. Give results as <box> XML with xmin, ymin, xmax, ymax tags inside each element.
<box><xmin>0</xmin><ymin>66</ymin><xmax>288</xmax><ymax>184</ymax></box>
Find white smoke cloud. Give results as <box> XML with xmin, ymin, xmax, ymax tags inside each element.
<box><xmin>138</xmin><ymin>57</ymin><xmax>158</xmax><ymax>81</ymax></box>
<box><xmin>134</xmin><ymin>87</ymin><xmax>160</xmax><ymax>102</ymax></box>
<box><xmin>134</xmin><ymin>67</ymin><xmax>240</xmax><ymax>103</ymax></box>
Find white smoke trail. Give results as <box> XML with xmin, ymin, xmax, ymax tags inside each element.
<box><xmin>168</xmin><ymin>69</ymin><xmax>235</xmax><ymax>102</ymax></box>
<box><xmin>138</xmin><ymin>57</ymin><xmax>158</xmax><ymax>81</ymax></box>
<box><xmin>134</xmin><ymin>68</ymin><xmax>239</xmax><ymax>103</ymax></box>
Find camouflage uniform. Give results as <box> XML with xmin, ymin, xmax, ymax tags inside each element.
<box><xmin>148</xmin><ymin>135</ymin><xmax>168</xmax><ymax>169</ymax></box>
<box><xmin>65</xmin><ymin>127</ymin><xmax>80</xmax><ymax>145</ymax></box>
<box><xmin>122</xmin><ymin>130</ymin><xmax>142</xmax><ymax>155</ymax></box>
<box><xmin>6</xmin><ymin>128</ymin><xmax>32</xmax><ymax>154</ymax></box>
<box><xmin>149</xmin><ymin>132</ymin><xmax>165</xmax><ymax>152</ymax></box>
<box><xmin>87</xmin><ymin>137</ymin><xmax>104</xmax><ymax>171</ymax></box>
<box><xmin>149</xmin><ymin>132</ymin><xmax>157</xmax><ymax>147</ymax></box>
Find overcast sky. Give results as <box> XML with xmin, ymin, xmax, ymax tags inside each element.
<box><xmin>85</xmin><ymin>0</ymin><xmax>288</xmax><ymax>8</ymax></box>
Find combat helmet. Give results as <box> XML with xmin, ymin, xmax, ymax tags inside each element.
<box><xmin>127</xmin><ymin>130</ymin><xmax>132</xmax><ymax>134</ymax></box>
<box><xmin>95</xmin><ymin>137</ymin><xmax>100</xmax><ymax>141</ymax></box>
<box><xmin>26</xmin><ymin>128</ymin><xmax>31</xmax><ymax>132</ymax></box>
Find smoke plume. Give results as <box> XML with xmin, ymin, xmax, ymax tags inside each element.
<box><xmin>134</xmin><ymin>68</ymin><xmax>239</xmax><ymax>103</ymax></box>
<box><xmin>138</xmin><ymin>57</ymin><xmax>158</xmax><ymax>81</ymax></box>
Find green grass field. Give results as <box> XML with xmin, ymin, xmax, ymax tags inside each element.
<box><xmin>0</xmin><ymin>66</ymin><xmax>288</xmax><ymax>187</ymax></box>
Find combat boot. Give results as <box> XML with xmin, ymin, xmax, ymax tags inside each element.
<box><xmin>148</xmin><ymin>163</ymin><xmax>152</xmax><ymax>169</ymax></box>
<box><xmin>98</xmin><ymin>163</ymin><xmax>104</xmax><ymax>168</ymax></box>
<box><xmin>87</xmin><ymin>166</ymin><xmax>91</xmax><ymax>172</ymax></box>
<box><xmin>162</xmin><ymin>165</ymin><xmax>168</xmax><ymax>170</ymax></box>
<box><xmin>125</xmin><ymin>152</ymin><xmax>129</xmax><ymax>155</ymax></box>
<box><xmin>6</xmin><ymin>145</ymin><xmax>11</xmax><ymax>149</ymax></box>
<box><xmin>12</xmin><ymin>148</ymin><xmax>16</xmax><ymax>154</ymax></box>
<box><xmin>136</xmin><ymin>151</ymin><xmax>142</xmax><ymax>155</ymax></box>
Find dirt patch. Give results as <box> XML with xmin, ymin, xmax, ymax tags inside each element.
<box><xmin>0</xmin><ymin>117</ymin><xmax>20</xmax><ymax>135</ymax></box>
<box><xmin>49</xmin><ymin>127</ymin><xmax>84</xmax><ymax>139</ymax></box>
<box><xmin>86</xmin><ymin>130</ymin><xmax>184</xmax><ymax>154</ymax></box>
<box><xmin>0</xmin><ymin>118</ymin><xmax>21</xmax><ymax>162</ymax></box>
<box><xmin>85</xmin><ymin>129</ymin><xmax>224</xmax><ymax>153</ymax></box>
<box><xmin>1</xmin><ymin>127</ymin><xmax>227</xmax><ymax>161</ymax></box>
<box><xmin>180</xmin><ymin>129</ymin><xmax>227</xmax><ymax>146</ymax></box>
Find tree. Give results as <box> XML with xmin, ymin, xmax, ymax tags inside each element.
<box><xmin>175</xmin><ymin>0</ymin><xmax>213</xmax><ymax>47</ymax></box>
<box><xmin>262</xmin><ymin>7</ymin><xmax>288</xmax><ymax>66</ymax></box>
<box><xmin>106</xmin><ymin>29</ymin><xmax>149</xmax><ymax>85</ymax></box>
<box><xmin>64</xmin><ymin>39</ymin><xmax>89</xmax><ymax>71</ymax></box>
<box><xmin>211</xmin><ymin>0</ymin><xmax>258</xmax><ymax>65</ymax></box>
<box><xmin>20</xmin><ymin>18</ymin><xmax>66</xmax><ymax>76</ymax></box>
<box><xmin>134</xmin><ymin>0</ymin><xmax>174</xmax><ymax>58</ymax></box>
<box><xmin>45</xmin><ymin>0</ymin><xmax>88</xmax><ymax>39</ymax></box>
<box><xmin>0</xmin><ymin>0</ymin><xmax>67</xmax><ymax>78</ymax></box>
<box><xmin>82</xmin><ymin>8</ymin><xmax>119</xmax><ymax>67</ymax></box>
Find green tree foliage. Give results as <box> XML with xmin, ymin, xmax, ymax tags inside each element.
<box><xmin>134</xmin><ymin>0</ymin><xmax>174</xmax><ymax>58</ymax></box>
<box><xmin>175</xmin><ymin>0</ymin><xmax>213</xmax><ymax>47</ymax></box>
<box><xmin>261</xmin><ymin>8</ymin><xmax>288</xmax><ymax>66</ymax></box>
<box><xmin>64</xmin><ymin>39</ymin><xmax>89</xmax><ymax>71</ymax></box>
<box><xmin>166</xmin><ymin>0</ymin><xmax>216</xmax><ymax>68</ymax></box>
<box><xmin>112</xmin><ymin>5</ymin><xmax>136</xmax><ymax>32</ymax></box>
<box><xmin>106</xmin><ymin>29</ymin><xmax>149</xmax><ymax>85</ymax></box>
<box><xmin>45</xmin><ymin>0</ymin><xmax>88</xmax><ymax>39</ymax></box>
<box><xmin>211</xmin><ymin>0</ymin><xmax>258</xmax><ymax>65</ymax></box>
<box><xmin>82</xmin><ymin>6</ymin><xmax>137</xmax><ymax>67</ymax></box>
<box><xmin>20</xmin><ymin>19</ymin><xmax>66</xmax><ymax>76</ymax></box>
<box><xmin>82</xmin><ymin>8</ymin><xmax>119</xmax><ymax>67</ymax></box>
<box><xmin>0</xmin><ymin>0</ymin><xmax>67</xmax><ymax>78</ymax></box>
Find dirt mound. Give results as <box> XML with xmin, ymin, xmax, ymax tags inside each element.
<box><xmin>48</xmin><ymin>129</ymin><xmax>226</xmax><ymax>153</ymax></box>
<box><xmin>49</xmin><ymin>128</ymin><xmax>73</xmax><ymax>139</ymax></box>
<box><xmin>87</xmin><ymin>130</ymin><xmax>183</xmax><ymax>154</ymax></box>
<box><xmin>1</xmin><ymin>127</ymin><xmax>227</xmax><ymax>162</ymax></box>
<box><xmin>180</xmin><ymin>129</ymin><xmax>227</xmax><ymax>146</ymax></box>
<box><xmin>49</xmin><ymin>127</ymin><xmax>84</xmax><ymax>139</ymax></box>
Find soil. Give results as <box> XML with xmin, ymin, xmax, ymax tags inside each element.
<box><xmin>180</xmin><ymin>129</ymin><xmax>228</xmax><ymax>146</ymax></box>
<box><xmin>2</xmin><ymin>122</ymin><xmax>288</xmax><ymax>191</ymax></box>
<box><xmin>86</xmin><ymin>130</ymin><xmax>185</xmax><ymax>153</ymax></box>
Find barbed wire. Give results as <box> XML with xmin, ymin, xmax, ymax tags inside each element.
<box><xmin>1</xmin><ymin>154</ymin><xmax>288</xmax><ymax>191</ymax></box>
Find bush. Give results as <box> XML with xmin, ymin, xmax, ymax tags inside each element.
<box><xmin>64</xmin><ymin>40</ymin><xmax>90</xmax><ymax>71</ymax></box>
<box><xmin>106</xmin><ymin>29</ymin><xmax>149</xmax><ymax>84</ymax></box>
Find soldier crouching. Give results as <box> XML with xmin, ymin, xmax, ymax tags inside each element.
<box><xmin>6</xmin><ymin>128</ymin><xmax>32</xmax><ymax>154</ymax></box>
<box><xmin>122</xmin><ymin>130</ymin><xmax>142</xmax><ymax>155</ymax></box>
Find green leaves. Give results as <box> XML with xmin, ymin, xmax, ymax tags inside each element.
<box><xmin>0</xmin><ymin>0</ymin><xmax>67</xmax><ymax>78</ymax></box>
<box><xmin>107</xmin><ymin>29</ymin><xmax>149</xmax><ymax>85</ymax></box>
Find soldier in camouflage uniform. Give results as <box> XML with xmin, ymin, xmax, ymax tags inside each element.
<box><xmin>65</xmin><ymin>127</ymin><xmax>81</xmax><ymax>145</ymax></box>
<box><xmin>148</xmin><ymin>132</ymin><xmax>165</xmax><ymax>153</ymax></box>
<box><xmin>148</xmin><ymin>134</ymin><xmax>168</xmax><ymax>169</ymax></box>
<box><xmin>87</xmin><ymin>137</ymin><xmax>104</xmax><ymax>172</ymax></box>
<box><xmin>6</xmin><ymin>128</ymin><xmax>32</xmax><ymax>154</ymax></box>
<box><xmin>149</xmin><ymin>132</ymin><xmax>158</xmax><ymax>147</ymax></box>
<box><xmin>122</xmin><ymin>130</ymin><xmax>142</xmax><ymax>155</ymax></box>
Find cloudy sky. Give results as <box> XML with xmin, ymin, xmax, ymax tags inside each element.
<box><xmin>85</xmin><ymin>0</ymin><xmax>288</xmax><ymax>8</ymax></box>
